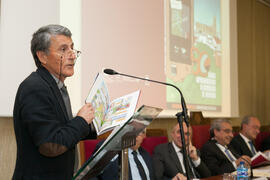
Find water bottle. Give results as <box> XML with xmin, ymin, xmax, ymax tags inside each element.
<box><xmin>236</xmin><ymin>161</ymin><xmax>248</xmax><ymax>180</ymax></box>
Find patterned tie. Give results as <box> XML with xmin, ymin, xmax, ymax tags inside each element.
<box><xmin>60</xmin><ymin>85</ymin><xmax>73</xmax><ymax>119</ymax></box>
<box><xmin>225</xmin><ymin>148</ymin><xmax>234</xmax><ymax>162</ymax></box>
<box><xmin>249</xmin><ymin>141</ymin><xmax>256</xmax><ymax>155</ymax></box>
<box><xmin>132</xmin><ymin>151</ymin><xmax>147</xmax><ymax>180</ymax></box>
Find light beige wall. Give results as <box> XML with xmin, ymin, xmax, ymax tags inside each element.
<box><xmin>1</xmin><ymin>0</ymin><xmax>270</xmax><ymax>179</ymax></box>
<box><xmin>235</xmin><ymin>0</ymin><xmax>270</xmax><ymax>126</ymax></box>
<box><xmin>0</xmin><ymin>117</ymin><xmax>16</xmax><ymax>179</ymax></box>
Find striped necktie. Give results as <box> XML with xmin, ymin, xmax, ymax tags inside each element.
<box><xmin>225</xmin><ymin>148</ymin><xmax>234</xmax><ymax>161</ymax></box>
<box><xmin>248</xmin><ymin>141</ymin><xmax>256</xmax><ymax>155</ymax></box>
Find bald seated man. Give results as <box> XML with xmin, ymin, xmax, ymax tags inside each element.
<box><xmin>230</xmin><ymin>116</ymin><xmax>260</xmax><ymax>157</ymax></box>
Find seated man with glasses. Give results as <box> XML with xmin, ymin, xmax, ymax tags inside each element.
<box><xmin>13</xmin><ymin>24</ymin><xmax>96</xmax><ymax>180</ymax></box>
<box><xmin>152</xmin><ymin>122</ymin><xmax>211</xmax><ymax>180</ymax></box>
<box><xmin>200</xmin><ymin>119</ymin><xmax>251</xmax><ymax>176</ymax></box>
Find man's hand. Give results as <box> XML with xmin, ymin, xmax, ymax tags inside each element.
<box><xmin>188</xmin><ymin>144</ymin><xmax>199</xmax><ymax>161</ymax></box>
<box><xmin>172</xmin><ymin>173</ymin><xmax>187</xmax><ymax>180</ymax></box>
<box><xmin>236</xmin><ymin>155</ymin><xmax>251</xmax><ymax>166</ymax></box>
<box><xmin>77</xmin><ymin>103</ymin><xmax>95</xmax><ymax>124</ymax></box>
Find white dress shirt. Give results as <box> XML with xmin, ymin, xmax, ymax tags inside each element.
<box><xmin>128</xmin><ymin>148</ymin><xmax>150</xmax><ymax>180</ymax></box>
<box><xmin>240</xmin><ymin>133</ymin><xmax>257</xmax><ymax>155</ymax></box>
<box><xmin>172</xmin><ymin>142</ymin><xmax>201</xmax><ymax>173</ymax></box>
<box><xmin>216</xmin><ymin>143</ymin><xmax>237</xmax><ymax>169</ymax></box>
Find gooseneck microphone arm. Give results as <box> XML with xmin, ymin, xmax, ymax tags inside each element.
<box><xmin>103</xmin><ymin>68</ymin><xmax>192</xmax><ymax>179</ymax></box>
<box><xmin>103</xmin><ymin>69</ymin><xmax>189</xmax><ymax>126</ymax></box>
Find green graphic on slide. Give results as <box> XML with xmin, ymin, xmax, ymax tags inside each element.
<box><xmin>166</xmin><ymin>0</ymin><xmax>221</xmax><ymax>111</ymax></box>
<box><xmin>167</xmin><ymin>42</ymin><xmax>221</xmax><ymax>106</ymax></box>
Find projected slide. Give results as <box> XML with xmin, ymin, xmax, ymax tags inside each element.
<box><xmin>82</xmin><ymin>0</ymin><xmax>237</xmax><ymax>117</ymax></box>
<box><xmin>166</xmin><ymin>0</ymin><xmax>221</xmax><ymax>112</ymax></box>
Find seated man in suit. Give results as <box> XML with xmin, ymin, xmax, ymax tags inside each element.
<box><xmin>201</xmin><ymin>119</ymin><xmax>251</xmax><ymax>176</ymax></box>
<box><xmin>93</xmin><ymin>129</ymin><xmax>155</xmax><ymax>180</ymax></box>
<box><xmin>152</xmin><ymin>122</ymin><xmax>211</xmax><ymax>180</ymax></box>
<box><xmin>230</xmin><ymin>116</ymin><xmax>261</xmax><ymax>157</ymax></box>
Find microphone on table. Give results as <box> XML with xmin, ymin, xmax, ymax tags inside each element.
<box><xmin>103</xmin><ymin>68</ymin><xmax>192</xmax><ymax>179</ymax></box>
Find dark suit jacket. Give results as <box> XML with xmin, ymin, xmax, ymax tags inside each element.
<box><xmin>152</xmin><ymin>142</ymin><xmax>211</xmax><ymax>180</ymax></box>
<box><xmin>200</xmin><ymin>139</ymin><xmax>240</xmax><ymax>176</ymax></box>
<box><xmin>94</xmin><ymin>147</ymin><xmax>155</xmax><ymax>180</ymax></box>
<box><xmin>230</xmin><ymin>134</ymin><xmax>254</xmax><ymax>157</ymax></box>
<box><xmin>13</xmin><ymin>67</ymin><xmax>96</xmax><ymax>180</ymax></box>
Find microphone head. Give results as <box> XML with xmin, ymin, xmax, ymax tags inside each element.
<box><xmin>103</xmin><ymin>69</ymin><xmax>118</xmax><ymax>75</ymax></box>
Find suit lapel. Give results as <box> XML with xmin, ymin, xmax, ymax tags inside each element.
<box><xmin>37</xmin><ymin>67</ymin><xmax>69</xmax><ymax>121</ymax></box>
<box><xmin>168</xmin><ymin>143</ymin><xmax>183</xmax><ymax>173</ymax></box>
<box><xmin>139</xmin><ymin>148</ymin><xmax>150</xmax><ymax>169</ymax></box>
<box><xmin>238</xmin><ymin>135</ymin><xmax>253</xmax><ymax>157</ymax></box>
<box><xmin>211</xmin><ymin>141</ymin><xmax>231</xmax><ymax>162</ymax></box>
<box><xmin>211</xmin><ymin>140</ymin><xmax>239</xmax><ymax>161</ymax></box>
<box><xmin>139</xmin><ymin>148</ymin><xmax>155</xmax><ymax>180</ymax></box>
<box><xmin>229</xmin><ymin>145</ymin><xmax>241</xmax><ymax>159</ymax></box>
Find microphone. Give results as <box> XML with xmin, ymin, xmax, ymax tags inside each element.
<box><xmin>103</xmin><ymin>68</ymin><xmax>118</xmax><ymax>75</ymax></box>
<box><xmin>103</xmin><ymin>68</ymin><xmax>192</xmax><ymax>179</ymax></box>
<box><xmin>103</xmin><ymin>69</ymin><xmax>189</xmax><ymax>126</ymax></box>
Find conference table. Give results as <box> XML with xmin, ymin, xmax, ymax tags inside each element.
<box><xmin>201</xmin><ymin>175</ymin><xmax>223</xmax><ymax>180</ymax></box>
<box><xmin>201</xmin><ymin>165</ymin><xmax>270</xmax><ymax>180</ymax></box>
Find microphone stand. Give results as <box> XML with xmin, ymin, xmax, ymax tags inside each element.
<box><xmin>104</xmin><ymin>69</ymin><xmax>192</xmax><ymax>179</ymax></box>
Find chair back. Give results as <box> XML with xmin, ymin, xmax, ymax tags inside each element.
<box><xmin>255</xmin><ymin>131</ymin><xmax>270</xmax><ymax>150</ymax></box>
<box><xmin>141</xmin><ymin>136</ymin><xmax>168</xmax><ymax>155</ymax></box>
<box><xmin>191</xmin><ymin>124</ymin><xmax>210</xmax><ymax>149</ymax></box>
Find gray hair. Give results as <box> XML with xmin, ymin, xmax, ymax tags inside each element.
<box><xmin>240</xmin><ymin>115</ymin><xmax>255</xmax><ymax>130</ymax></box>
<box><xmin>210</xmin><ymin>119</ymin><xmax>232</xmax><ymax>138</ymax></box>
<box><xmin>31</xmin><ymin>24</ymin><xmax>72</xmax><ymax>68</ymax></box>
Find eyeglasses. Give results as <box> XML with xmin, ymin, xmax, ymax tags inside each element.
<box><xmin>73</xmin><ymin>49</ymin><xmax>81</xmax><ymax>59</ymax></box>
<box><xmin>60</xmin><ymin>48</ymin><xmax>81</xmax><ymax>59</ymax></box>
<box><xmin>220</xmin><ymin>129</ymin><xmax>233</xmax><ymax>134</ymax></box>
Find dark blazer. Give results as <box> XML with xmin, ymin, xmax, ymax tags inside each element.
<box><xmin>230</xmin><ymin>134</ymin><xmax>254</xmax><ymax>157</ymax></box>
<box><xmin>200</xmin><ymin>139</ymin><xmax>240</xmax><ymax>176</ymax></box>
<box><xmin>94</xmin><ymin>147</ymin><xmax>155</xmax><ymax>180</ymax></box>
<box><xmin>13</xmin><ymin>67</ymin><xmax>96</xmax><ymax>180</ymax></box>
<box><xmin>152</xmin><ymin>142</ymin><xmax>211</xmax><ymax>180</ymax></box>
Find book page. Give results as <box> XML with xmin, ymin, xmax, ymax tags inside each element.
<box><xmin>251</xmin><ymin>151</ymin><xmax>270</xmax><ymax>167</ymax></box>
<box><xmin>85</xmin><ymin>73</ymin><xmax>110</xmax><ymax>134</ymax></box>
<box><xmin>252</xmin><ymin>151</ymin><xmax>269</xmax><ymax>161</ymax></box>
<box><xmin>99</xmin><ymin>90</ymin><xmax>140</xmax><ymax>135</ymax></box>
<box><xmin>253</xmin><ymin>165</ymin><xmax>270</xmax><ymax>178</ymax></box>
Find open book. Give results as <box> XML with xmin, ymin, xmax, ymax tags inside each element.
<box><xmin>251</xmin><ymin>151</ymin><xmax>270</xmax><ymax>168</ymax></box>
<box><xmin>85</xmin><ymin>73</ymin><xmax>140</xmax><ymax>136</ymax></box>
